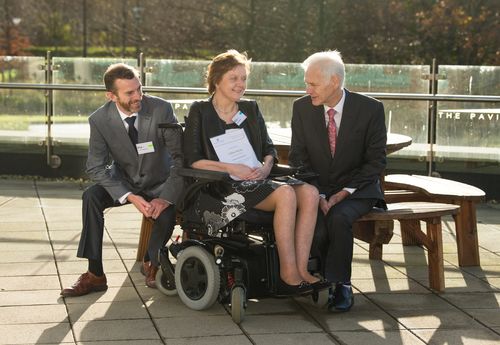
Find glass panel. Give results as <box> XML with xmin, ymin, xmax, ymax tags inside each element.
<box><xmin>51</xmin><ymin>57</ymin><xmax>136</xmax><ymax>153</ymax></box>
<box><xmin>439</xmin><ymin>65</ymin><xmax>499</xmax><ymax>96</ymax></box>
<box><xmin>435</xmin><ymin>101</ymin><xmax>500</xmax><ymax>174</ymax></box>
<box><xmin>0</xmin><ymin>56</ymin><xmax>46</xmax><ymax>153</ymax></box>
<box><xmin>146</xmin><ymin>60</ymin><xmax>431</xmax><ymax>169</ymax></box>
<box><xmin>146</xmin><ymin>59</ymin><xmax>208</xmax><ymax>88</ymax></box>
<box><xmin>346</xmin><ymin>64</ymin><xmax>431</xmax><ymax>168</ymax></box>
<box><xmin>435</xmin><ymin>66</ymin><xmax>500</xmax><ymax>174</ymax></box>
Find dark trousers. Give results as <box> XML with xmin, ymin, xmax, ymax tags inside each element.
<box><xmin>77</xmin><ymin>184</ymin><xmax>176</xmax><ymax>267</ymax></box>
<box><xmin>312</xmin><ymin>198</ymin><xmax>377</xmax><ymax>283</ymax></box>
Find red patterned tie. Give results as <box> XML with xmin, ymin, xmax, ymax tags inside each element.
<box><xmin>327</xmin><ymin>108</ymin><xmax>337</xmax><ymax>156</ymax></box>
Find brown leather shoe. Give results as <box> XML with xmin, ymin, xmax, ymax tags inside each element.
<box><xmin>146</xmin><ymin>265</ymin><xmax>159</xmax><ymax>288</ymax></box>
<box><xmin>61</xmin><ymin>271</ymin><xmax>107</xmax><ymax>297</ymax></box>
<box><xmin>140</xmin><ymin>261</ymin><xmax>151</xmax><ymax>277</ymax></box>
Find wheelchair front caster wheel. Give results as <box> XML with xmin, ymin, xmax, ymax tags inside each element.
<box><xmin>156</xmin><ymin>268</ymin><xmax>177</xmax><ymax>296</ymax></box>
<box><xmin>311</xmin><ymin>288</ymin><xmax>330</xmax><ymax>308</ymax></box>
<box><xmin>231</xmin><ymin>286</ymin><xmax>246</xmax><ymax>324</ymax></box>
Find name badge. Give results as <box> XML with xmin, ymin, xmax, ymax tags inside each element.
<box><xmin>232</xmin><ymin>111</ymin><xmax>247</xmax><ymax>126</ymax></box>
<box><xmin>136</xmin><ymin>141</ymin><xmax>155</xmax><ymax>155</ymax></box>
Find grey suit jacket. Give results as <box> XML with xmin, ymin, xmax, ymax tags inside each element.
<box><xmin>289</xmin><ymin>89</ymin><xmax>387</xmax><ymax>203</ymax></box>
<box><xmin>86</xmin><ymin>95</ymin><xmax>183</xmax><ymax>204</ymax></box>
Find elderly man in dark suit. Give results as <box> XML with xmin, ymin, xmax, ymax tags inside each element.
<box><xmin>61</xmin><ymin>63</ymin><xmax>183</xmax><ymax>297</ymax></box>
<box><xmin>289</xmin><ymin>51</ymin><xmax>387</xmax><ymax>312</ymax></box>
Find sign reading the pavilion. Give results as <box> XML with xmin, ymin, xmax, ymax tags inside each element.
<box><xmin>438</xmin><ymin>109</ymin><xmax>500</xmax><ymax>122</ymax></box>
<box><xmin>437</xmin><ymin>109</ymin><xmax>500</xmax><ymax>147</ymax></box>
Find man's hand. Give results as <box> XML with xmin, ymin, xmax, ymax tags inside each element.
<box><xmin>319</xmin><ymin>196</ymin><xmax>330</xmax><ymax>215</ymax></box>
<box><xmin>320</xmin><ymin>190</ymin><xmax>350</xmax><ymax>215</ymax></box>
<box><xmin>149</xmin><ymin>198</ymin><xmax>171</xmax><ymax>219</ymax></box>
<box><xmin>127</xmin><ymin>194</ymin><xmax>152</xmax><ymax>217</ymax></box>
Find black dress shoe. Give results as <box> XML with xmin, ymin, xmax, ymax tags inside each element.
<box><xmin>327</xmin><ymin>284</ymin><xmax>354</xmax><ymax>312</ymax></box>
<box><xmin>275</xmin><ymin>279</ymin><xmax>313</xmax><ymax>297</ymax></box>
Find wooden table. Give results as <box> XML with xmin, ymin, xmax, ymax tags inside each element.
<box><xmin>386</xmin><ymin>133</ymin><xmax>412</xmax><ymax>155</ymax></box>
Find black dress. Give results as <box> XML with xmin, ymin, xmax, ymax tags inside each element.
<box><xmin>183</xmin><ymin>98</ymin><xmax>302</xmax><ymax>233</ymax></box>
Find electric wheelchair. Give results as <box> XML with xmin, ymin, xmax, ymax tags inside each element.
<box><xmin>155</xmin><ymin>124</ymin><xmax>329</xmax><ymax>324</ymax></box>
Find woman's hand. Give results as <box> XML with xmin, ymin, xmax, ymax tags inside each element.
<box><xmin>227</xmin><ymin>163</ymin><xmax>257</xmax><ymax>180</ymax></box>
<box><xmin>245</xmin><ymin>163</ymin><xmax>272</xmax><ymax>180</ymax></box>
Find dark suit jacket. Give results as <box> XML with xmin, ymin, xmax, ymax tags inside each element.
<box><xmin>184</xmin><ymin>98</ymin><xmax>277</xmax><ymax>166</ymax></box>
<box><xmin>289</xmin><ymin>89</ymin><xmax>387</xmax><ymax>203</ymax></box>
<box><xmin>86</xmin><ymin>95</ymin><xmax>183</xmax><ymax>204</ymax></box>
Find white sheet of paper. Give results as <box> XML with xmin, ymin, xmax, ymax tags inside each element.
<box><xmin>210</xmin><ymin>129</ymin><xmax>261</xmax><ymax>180</ymax></box>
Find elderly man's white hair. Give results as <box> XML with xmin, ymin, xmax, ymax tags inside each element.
<box><xmin>302</xmin><ymin>50</ymin><xmax>345</xmax><ymax>88</ymax></box>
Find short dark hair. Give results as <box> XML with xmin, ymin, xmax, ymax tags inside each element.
<box><xmin>103</xmin><ymin>63</ymin><xmax>140</xmax><ymax>92</ymax></box>
<box><xmin>206</xmin><ymin>50</ymin><xmax>250</xmax><ymax>94</ymax></box>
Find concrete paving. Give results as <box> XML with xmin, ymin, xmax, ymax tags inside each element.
<box><xmin>0</xmin><ymin>177</ymin><xmax>499</xmax><ymax>345</ymax></box>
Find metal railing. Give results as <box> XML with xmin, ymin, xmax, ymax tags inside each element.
<box><xmin>1</xmin><ymin>53</ymin><xmax>499</xmax><ymax>174</ymax></box>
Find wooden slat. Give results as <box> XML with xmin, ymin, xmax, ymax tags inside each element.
<box><xmin>358</xmin><ymin>202</ymin><xmax>459</xmax><ymax>222</ymax></box>
<box><xmin>385</xmin><ymin>174</ymin><xmax>485</xmax><ymax>200</ymax></box>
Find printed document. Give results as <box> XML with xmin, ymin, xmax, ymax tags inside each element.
<box><xmin>210</xmin><ymin>129</ymin><xmax>261</xmax><ymax>180</ymax></box>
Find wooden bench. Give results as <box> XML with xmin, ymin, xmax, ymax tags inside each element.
<box><xmin>353</xmin><ymin>201</ymin><xmax>459</xmax><ymax>292</ymax></box>
<box><xmin>136</xmin><ymin>216</ymin><xmax>154</xmax><ymax>261</ymax></box>
<box><xmin>383</xmin><ymin>174</ymin><xmax>485</xmax><ymax>267</ymax></box>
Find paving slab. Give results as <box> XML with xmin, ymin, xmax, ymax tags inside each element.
<box><xmin>251</xmin><ymin>333</ymin><xmax>336</xmax><ymax>345</ymax></box>
<box><xmin>0</xmin><ymin>289</ymin><xmax>63</xmax><ymax>306</ymax></box>
<box><xmin>67</xmin><ymin>300</ymin><xmax>149</xmax><ymax>321</ymax></box>
<box><xmin>0</xmin><ymin>274</ymin><xmax>61</xmax><ymax>290</ymax></box>
<box><xmin>72</xmin><ymin>319</ymin><xmax>159</xmax><ymax>342</ymax></box>
<box><xmin>240</xmin><ymin>313</ymin><xmax>322</xmax><ymax>334</ymax></box>
<box><xmin>166</xmin><ymin>335</ymin><xmax>253</xmax><ymax>345</ymax></box>
<box><xmin>156</xmin><ymin>315</ymin><xmax>242</xmax><ymax>338</ymax></box>
<box><xmin>414</xmin><ymin>328</ymin><xmax>500</xmax><ymax>344</ymax></box>
<box><xmin>0</xmin><ymin>322</ymin><xmax>73</xmax><ymax>344</ymax></box>
<box><xmin>0</xmin><ymin>304</ymin><xmax>68</xmax><ymax>324</ymax></box>
<box><xmin>333</xmin><ymin>329</ymin><xmax>426</xmax><ymax>345</ymax></box>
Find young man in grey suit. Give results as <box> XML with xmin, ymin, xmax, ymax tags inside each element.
<box><xmin>61</xmin><ymin>63</ymin><xmax>183</xmax><ymax>297</ymax></box>
<box><xmin>289</xmin><ymin>51</ymin><xmax>387</xmax><ymax>312</ymax></box>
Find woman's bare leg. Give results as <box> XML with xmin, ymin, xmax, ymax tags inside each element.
<box><xmin>293</xmin><ymin>184</ymin><xmax>320</xmax><ymax>283</ymax></box>
<box><xmin>254</xmin><ymin>185</ymin><xmax>303</xmax><ymax>285</ymax></box>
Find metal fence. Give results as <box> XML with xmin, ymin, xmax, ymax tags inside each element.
<box><xmin>1</xmin><ymin>53</ymin><xmax>499</xmax><ymax>177</ymax></box>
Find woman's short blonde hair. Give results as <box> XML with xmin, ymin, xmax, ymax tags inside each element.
<box><xmin>206</xmin><ymin>50</ymin><xmax>251</xmax><ymax>94</ymax></box>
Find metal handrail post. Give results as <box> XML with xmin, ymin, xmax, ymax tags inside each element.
<box><xmin>44</xmin><ymin>51</ymin><xmax>53</xmax><ymax>167</ymax></box>
<box><xmin>427</xmin><ymin>58</ymin><xmax>439</xmax><ymax>176</ymax></box>
<box><xmin>42</xmin><ymin>51</ymin><xmax>61</xmax><ymax>168</ymax></box>
<box><xmin>138</xmin><ymin>52</ymin><xmax>145</xmax><ymax>84</ymax></box>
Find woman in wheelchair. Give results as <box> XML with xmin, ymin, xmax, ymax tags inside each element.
<box><xmin>183</xmin><ymin>50</ymin><xmax>327</xmax><ymax>296</ymax></box>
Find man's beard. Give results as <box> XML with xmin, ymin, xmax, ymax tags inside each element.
<box><xmin>118</xmin><ymin>98</ymin><xmax>141</xmax><ymax>114</ymax></box>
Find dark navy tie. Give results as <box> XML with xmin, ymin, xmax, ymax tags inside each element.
<box><xmin>124</xmin><ymin>116</ymin><xmax>138</xmax><ymax>146</ymax></box>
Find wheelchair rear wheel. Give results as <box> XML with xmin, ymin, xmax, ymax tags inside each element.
<box><xmin>175</xmin><ymin>246</ymin><xmax>220</xmax><ymax>310</ymax></box>
<box><xmin>231</xmin><ymin>286</ymin><xmax>246</xmax><ymax>324</ymax></box>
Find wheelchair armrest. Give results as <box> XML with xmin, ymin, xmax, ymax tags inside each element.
<box><xmin>158</xmin><ymin>123</ymin><xmax>185</xmax><ymax>130</ymax></box>
<box><xmin>173</xmin><ymin>167</ymin><xmax>231</xmax><ymax>181</ymax></box>
<box><xmin>269</xmin><ymin>164</ymin><xmax>319</xmax><ymax>182</ymax></box>
<box><xmin>269</xmin><ymin>163</ymin><xmax>297</xmax><ymax>177</ymax></box>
